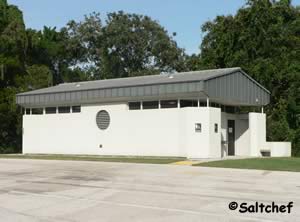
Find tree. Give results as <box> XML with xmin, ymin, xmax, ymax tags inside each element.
<box><xmin>26</xmin><ymin>27</ymin><xmax>71</xmax><ymax>85</ymax></box>
<box><xmin>0</xmin><ymin>0</ymin><xmax>26</xmax><ymax>152</ymax></box>
<box><xmin>15</xmin><ymin>65</ymin><xmax>52</xmax><ymax>91</ymax></box>
<box><xmin>198</xmin><ymin>0</ymin><xmax>300</xmax><ymax>155</ymax></box>
<box><xmin>0</xmin><ymin>87</ymin><xmax>21</xmax><ymax>153</ymax></box>
<box><xmin>0</xmin><ymin>0</ymin><xmax>26</xmax><ymax>87</ymax></box>
<box><xmin>61</xmin><ymin>12</ymin><xmax>103</xmax><ymax>81</ymax></box>
<box><xmin>184</xmin><ymin>54</ymin><xmax>203</xmax><ymax>71</ymax></box>
<box><xmin>61</xmin><ymin>12</ymin><xmax>103</xmax><ymax>79</ymax></box>
<box><xmin>64</xmin><ymin>11</ymin><xmax>186</xmax><ymax>80</ymax></box>
<box><xmin>101</xmin><ymin>11</ymin><xmax>186</xmax><ymax>78</ymax></box>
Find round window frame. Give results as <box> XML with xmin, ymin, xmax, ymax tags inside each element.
<box><xmin>96</xmin><ymin>110</ymin><xmax>110</xmax><ymax>130</ymax></box>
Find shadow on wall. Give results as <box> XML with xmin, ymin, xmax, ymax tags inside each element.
<box><xmin>221</xmin><ymin>134</ymin><xmax>227</xmax><ymax>157</ymax></box>
<box><xmin>235</xmin><ymin>119</ymin><xmax>249</xmax><ymax>156</ymax></box>
<box><xmin>221</xmin><ymin>117</ymin><xmax>249</xmax><ymax>158</ymax></box>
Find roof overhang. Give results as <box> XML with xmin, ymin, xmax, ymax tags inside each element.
<box><xmin>16</xmin><ymin>68</ymin><xmax>270</xmax><ymax>107</ymax></box>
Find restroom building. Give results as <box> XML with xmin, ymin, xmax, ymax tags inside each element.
<box><xmin>16</xmin><ymin>67</ymin><xmax>291</xmax><ymax>158</ymax></box>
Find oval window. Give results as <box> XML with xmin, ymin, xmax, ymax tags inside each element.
<box><xmin>96</xmin><ymin>110</ymin><xmax>110</xmax><ymax>130</ymax></box>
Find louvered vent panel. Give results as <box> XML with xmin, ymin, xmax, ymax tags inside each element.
<box><xmin>96</xmin><ymin>110</ymin><xmax>110</xmax><ymax>130</ymax></box>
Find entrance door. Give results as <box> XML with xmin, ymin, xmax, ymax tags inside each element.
<box><xmin>227</xmin><ymin>120</ymin><xmax>235</xmax><ymax>156</ymax></box>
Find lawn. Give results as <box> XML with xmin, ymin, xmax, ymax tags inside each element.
<box><xmin>0</xmin><ymin>154</ymin><xmax>185</xmax><ymax>164</ymax></box>
<box><xmin>193</xmin><ymin>157</ymin><xmax>300</xmax><ymax>172</ymax></box>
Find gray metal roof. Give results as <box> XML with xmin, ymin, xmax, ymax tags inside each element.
<box><xmin>16</xmin><ymin>67</ymin><xmax>270</xmax><ymax>107</ymax></box>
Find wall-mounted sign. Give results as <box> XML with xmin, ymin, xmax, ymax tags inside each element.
<box><xmin>195</xmin><ymin>123</ymin><xmax>201</xmax><ymax>132</ymax></box>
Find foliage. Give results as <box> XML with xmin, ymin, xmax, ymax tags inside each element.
<box><xmin>0</xmin><ymin>0</ymin><xmax>25</xmax><ymax>152</ymax></box>
<box><xmin>0</xmin><ymin>154</ymin><xmax>185</xmax><ymax>164</ymax></box>
<box><xmin>16</xmin><ymin>65</ymin><xmax>52</xmax><ymax>91</ymax></box>
<box><xmin>61</xmin><ymin>12</ymin><xmax>102</xmax><ymax>79</ymax></box>
<box><xmin>26</xmin><ymin>27</ymin><xmax>73</xmax><ymax>85</ymax></box>
<box><xmin>194</xmin><ymin>157</ymin><xmax>300</xmax><ymax>172</ymax></box>
<box><xmin>64</xmin><ymin>11</ymin><xmax>186</xmax><ymax>79</ymax></box>
<box><xmin>99</xmin><ymin>11</ymin><xmax>186</xmax><ymax>78</ymax></box>
<box><xmin>0</xmin><ymin>87</ymin><xmax>21</xmax><ymax>153</ymax></box>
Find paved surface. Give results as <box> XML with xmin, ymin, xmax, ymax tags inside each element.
<box><xmin>0</xmin><ymin>159</ymin><xmax>299</xmax><ymax>222</ymax></box>
<box><xmin>172</xmin><ymin>156</ymin><xmax>254</xmax><ymax>165</ymax></box>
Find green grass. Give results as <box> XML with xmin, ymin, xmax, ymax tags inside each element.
<box><xmin>0</xmin><ymin>154</ymin><xmax>185</xmax><ymax>164</ymax></box>
<box><xmin>193</xmin><ymin>157</ymin><xmax>300</xmax><ymax>172</ymax></box>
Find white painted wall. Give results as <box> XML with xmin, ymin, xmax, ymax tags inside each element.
<box><xmin>185</xmin><ymin>107</ymin><xmax>221</xmax><ymax>159</ymax></box>
<box><xmin>23</xmin><ymin>104</ymin><xmax>221</xmax><ymax>158</ymax></box>
<box><xmin>208</xmin><ymin>108</ymin><xmax>221</xmax><ymax>158</ymax></box>
<box><xmin>235</xmin><ymin>118</ymin><xmax>250</xmax><ymax>156</ymax></box>
<box><xmin>269</xmin><ymin>142</ymin><xmax>291</xmax><ymax>157</ymax></box>
<box><xmin>22</xmin><ymin>103</ymin><xmax>291</xmax><ymax>158</ymax></box>
<box><xmin>249</xmin><ymin>113</ymin><xmax>267</xmax><ymax>156</ymax></box>
<box><xmin>220</xmin><ymin>113</ymin><xmax>228</xmax><ymax>157</ymax></box>
<box><xmin>246</xmin><ymin>113</ymin><xmax>291</xmax><ymax>157</ymax></box>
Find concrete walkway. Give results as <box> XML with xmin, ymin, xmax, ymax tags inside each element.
<box><xmin>0</xmin><ymin>159</ymin><xmax>299</xmax><ymax>222</ymax></box>
<box><xmin>172</xmin><ymin>156</ymin><xmax>253</xmax><ymax>165</ymax></box>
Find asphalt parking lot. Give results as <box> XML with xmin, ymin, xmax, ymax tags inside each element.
<box><xmin>0</xmin><ymin>159</ymin><xmax>299</xmax><ymax>222</ymax></box>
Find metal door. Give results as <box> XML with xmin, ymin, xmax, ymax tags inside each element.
<box><xmin>228</xmin><ymin>120</ymin><xmax>235</xmax><ymax>156</ymax></box>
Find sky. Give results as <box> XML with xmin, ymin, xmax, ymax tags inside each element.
<box><xmin>8</xmin><ymin>0</ymin><xmax>300</xmax><ymax>55</ymax></box>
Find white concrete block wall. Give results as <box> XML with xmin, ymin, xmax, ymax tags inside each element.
<box><xmin>235</xmin><ymin>119</ymin><xmax>250</xmax><ymax>156</ymax></box>
<box><xmin>249</xmin><ymin>113</ymin><xmax>267</xmax><ymax>156</ymax></box>
<box><xmin>185</xmin><ymin>107</ymin><xmax>221</xmax><ymax>159</ymax></box>
<box><xmin>24</xmin><ymin>104</ymin><xmax>180</xmax><ymax>156</ymax></box>
<box><xmin>22</xmin><ymin>104</ymin><xmax>291</xmax><ymax>158</ymax></box>
<box><xmin>184</xmin><ymin>108</ymin><xmax>210</xmax><ymax>158</ymax></box>
<box><xmin>269</xmin><ymin>142</ymin><xmax>291</xmax><ymax>157</ymax></box>
<box><xmin>23</xmin><ymin>104</ymin><xmax>221</xmax><ymax>158</ymax></box>
<box><xmin>208</xmin><ymin>108</ymin><xmax>221</xmax><ymax>158</ymax></box>
<box><xmin>247</xmin><ymin>113</ymin><xmax>291</xmax><ymax>157</ymax></box>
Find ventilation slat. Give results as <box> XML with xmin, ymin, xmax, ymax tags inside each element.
<box><xmin>96</xmin><ymin>110</ymin><xmax>110</xmax><ymax>130</ymax></box>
